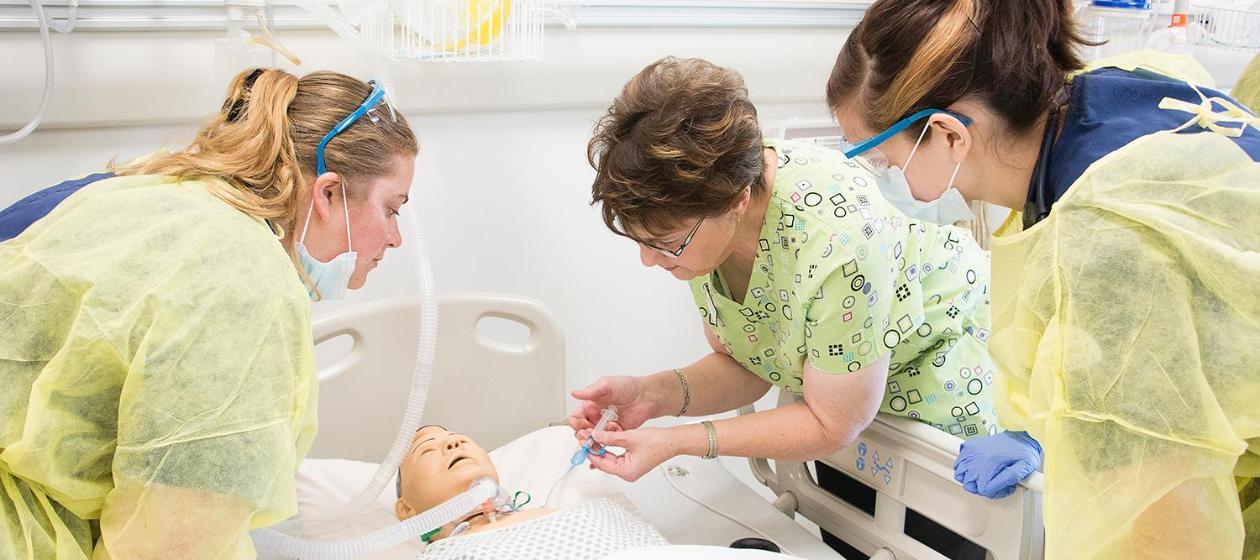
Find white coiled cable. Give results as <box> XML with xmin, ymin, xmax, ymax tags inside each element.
<box><xmin>1</xmin><ymin>0</ymin><xmax>53</xmax><ymax>145</ymax></box>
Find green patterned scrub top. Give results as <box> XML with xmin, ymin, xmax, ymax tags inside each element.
<box><xmin>688</xmin><ymin>139</ymin><xmax>999</xmax><ymax>439</ymax></box>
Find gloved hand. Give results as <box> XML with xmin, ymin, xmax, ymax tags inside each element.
<box><xmin>954</xmin><ymin>431</ymin><xmax>1042</xmax><ymax>499</ymax></box>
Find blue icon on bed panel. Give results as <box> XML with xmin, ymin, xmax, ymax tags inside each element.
<box><xmin>852</xmin><ymin>440</ymin><xmax>897</xmax><ymax>487</ymax></box>
<box><xmin>870</xmin><ymin>451</ymin><xmax>895</xmax><ymax>486</ymax></box>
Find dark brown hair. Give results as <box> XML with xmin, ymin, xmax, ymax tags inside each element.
<box><xmin>827</xmin><ymin>0</ymin><xmax>1089</xmax><ymax>136</ymax></box>
<box><xmin>588</xmin><ymin>57</ymin><xmax>765</xmax><ymax>240</ymax></box>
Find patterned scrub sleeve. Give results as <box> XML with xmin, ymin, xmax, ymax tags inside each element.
<box><xmin>803</xmin><ymin>242</ymin><xmax>896</xmax><ymax>375</ymax></box>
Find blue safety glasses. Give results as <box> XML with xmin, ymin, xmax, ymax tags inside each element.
<box><xmin>839</xmin><ymin>108</ymin><xmax>972</xmax><ymax>175</ymax></box>
<box><xmin>315</xmin><ymin>80</ymin><xmax>392</xmax><ymax>175</ymax></box>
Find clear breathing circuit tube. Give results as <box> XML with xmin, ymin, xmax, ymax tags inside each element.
<box><xmin>278</xmin><ymin>10</ymin><xmax>419</xmax><ymax>518</ymax></box>
<box><xmin>251</xmin><ymin>203</ymin><xmax>445</xmax><ymax>556</ymax></box>
<box><xmin>329</xmin><ymin>197</ymin><xmax>440</xmax><ymax>515</ymax></box>
<box><xmin>246</xmin><ymin>0</ymin><xmax>438</xmax><ymax>553</ymax></box>
<box><xmin>252</xmin><ymin>478</ymin><xmax>498</xmax><ymax>560</ymax></box>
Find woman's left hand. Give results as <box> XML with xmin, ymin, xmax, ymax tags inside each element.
<box><xmin>582</xmin><ymin>427</ymin><xmax>676</xmax><ymax>482</ymax></box>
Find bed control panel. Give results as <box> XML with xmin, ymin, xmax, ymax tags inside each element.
<box><xmin>834</xmin><ymin>439</ymin><xmax>904</xmax><ymax>495</ymax></box>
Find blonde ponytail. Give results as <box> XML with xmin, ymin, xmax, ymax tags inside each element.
<box><xmin>114</xmin><ymin>67</ymin><xmax>418</xmax><ymax>265</ymax></box>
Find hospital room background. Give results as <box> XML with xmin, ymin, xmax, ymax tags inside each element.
<box><xmin>2</xmin><ymin>0</ymin><xmax>1258</xmax><ymax>558</ymax></box>
<box><xmin>0</xmin><ymin>2</ymin><xmax>855</xmax><ymax>497</ymax></box>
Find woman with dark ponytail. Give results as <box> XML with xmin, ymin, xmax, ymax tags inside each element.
<box><xmin>0</xmin><ymin>69</ymin><xmax>418</xmax><ymax>559</ymax></box>
<box><xmin>829</xmin><ymin>0</ymin><xmax>1259</xmax><ymax>557</ymax></box>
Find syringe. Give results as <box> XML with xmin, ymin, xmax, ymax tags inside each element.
<box><xmin>569</xmin><ymin>407</ymin><xmax>618</xmax><ymax>468</ymax></box>
<box><xmin>545</xmin><ymin>407</ymin><xmax>620</xmax><ymax>507</ymax></box>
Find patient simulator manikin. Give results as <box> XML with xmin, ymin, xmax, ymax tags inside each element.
<box><xmin>395</xmin><ymin>426</ymin><xmax>667</xmax><ymax>559</ymax></box>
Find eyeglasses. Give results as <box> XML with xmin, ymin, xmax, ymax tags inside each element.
<box><xmin>837</xmin><ymin>108</ymin><xmax>973</xmax><ymax>176</ymax></box>
<box><xmin>315</xmin><ymin>80</ymin><xmax>393</xmax><ymax>176</ymax></box>
<box><xmin>641</xmin><ymin>216</ymin><xmax>705</xmax><ymax>259</ymax></box>
<box><xmin>622</xmin><ymin>181</ymin><xmax>754</xmax><ymax>259</ymax></box>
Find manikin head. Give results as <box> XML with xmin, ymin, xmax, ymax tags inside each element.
<box><xmin>395</xmin><ymin>426</ymin><xmax>499</xmax><ymax>521</ymax></box>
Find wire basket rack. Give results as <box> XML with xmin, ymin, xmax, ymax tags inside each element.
<box><xmin>1191</xmin><ymin>2</ymin><xmax>1260</xmax><ymax>50</ymax></box>
<box><xmin>353</xmin><ymin>0</ymin><xmax>548</xmax><ymax>61</ymax></box>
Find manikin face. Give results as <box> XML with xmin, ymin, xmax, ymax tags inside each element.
<box><xmin>395</xmin><ymin>426</ymin><xmax>499</xmax><ymax>520</ymax></box>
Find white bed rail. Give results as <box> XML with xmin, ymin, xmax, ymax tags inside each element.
<box><xmin>308</xmin><ymin>293</ymin><xmax>566</xmax><ymax>461</ymax></box>
<box><xmin>742</xmin><ymin>391</ymin><xmax>1044</xmax><ymax>560</ymax></box>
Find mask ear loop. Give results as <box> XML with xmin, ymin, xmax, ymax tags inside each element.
<box><xmin>340</xmin><ymin>181</ymin><xmax>353</xmax><ymax>253</ymax></box>
<box><xmin>945</xmin><ymin>161</ymin><xmax>963</xmax><ymax>192</ymax></box>
<box><xmin>905</xmin><ymin>119</ymin><xmax>964</xmax><ymax>196</ymax></box>
<box><xmin>299</xmin><ymin>197</ymin><xmax>316</xmax><ymax>245</ymax></box>
<box><xmin>902</xmin><ymin>120</ymin><xmax>933</xmax><ymax>173</ymax></box>
<box><xmin>298</xmin><ymin>180</ymin><xmax>354</xmax><ymax>253</ymax></box>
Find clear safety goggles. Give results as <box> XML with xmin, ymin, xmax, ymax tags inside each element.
<box><xmin>839</xmin><ymin>108</ymin><xmax>973</xmax><ymax>176</ymax></box>
<box><xmin>315</xmin><ymin>80</ymin><xmax>396</xmax><ymax>175</ymax></box>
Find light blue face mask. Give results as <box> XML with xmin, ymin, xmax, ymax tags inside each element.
<box><xmin>296</xmin><ymin>183</ymin><xmax>356</xmax><ymax>301</ymax></box>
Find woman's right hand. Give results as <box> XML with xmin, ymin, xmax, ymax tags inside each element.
<box><xmin>567</xmin><ymin>375</ymin><xmax>661</xmax><ymax>440</ymax></box>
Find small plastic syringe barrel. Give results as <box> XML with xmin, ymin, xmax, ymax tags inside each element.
<box><xmin>592</xmin><ymin>407</ymin><xmax>618</xmax><ymax>433</ymax></box>
<box><xmin>570</xmin><ymin>408</ymin><xmax>618</xmax><ymax>467</ymax></box>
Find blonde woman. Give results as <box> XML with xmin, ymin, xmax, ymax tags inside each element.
<box><xmin>0</xmin><ymin>68</ymin><xmax>418</xmax><ymax>559</ymax></box>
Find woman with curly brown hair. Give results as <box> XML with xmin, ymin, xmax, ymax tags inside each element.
<box><xmin>566</xmin><ymin>57</ymin><xmax>997</xmax><ymax>497</ymax></box>
<box><xmin>0</xmin><ymin>68</ymin><xmax>417</xmax><ymax>559</ymax></box>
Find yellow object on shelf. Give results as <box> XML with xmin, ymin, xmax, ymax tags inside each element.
<box><xmin>419</xmin><ymin>0</ymin><xmax>513</xmax><ymax>52</ymax></box>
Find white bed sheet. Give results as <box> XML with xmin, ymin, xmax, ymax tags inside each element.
<box><xmin>290</xmin><ymin>426</ymin><xmax>844</xmax><ymax>560</ymax></box>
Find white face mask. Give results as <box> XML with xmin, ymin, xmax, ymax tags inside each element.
<box><xmin>875</xmin><ymin>123</ymin><xmax>975</xmax><ymax>225</ymax></box>
<box><xmin>296</xmin><ymin>184</ymin><xmax>357</xmax><ymax>301</ymax></box>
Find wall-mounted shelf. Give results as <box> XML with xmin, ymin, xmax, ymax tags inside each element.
<box><xmin>0</xmin><ymin>0</ymin><xmax>871</xmax><ymax>31</ymax></box>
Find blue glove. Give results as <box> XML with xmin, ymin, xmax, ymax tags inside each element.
<box><xmin>954</xmin><ymin>431</ymin><xmax>1042</xmax><ymax>499</ymax></box>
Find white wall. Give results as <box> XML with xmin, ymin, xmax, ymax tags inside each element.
<box><xmin>2</xmin><ymin>26</ymin><xmax>848</xmax><ymax>520</ymax></box>
<box><xmin>0</xmin><ymin>25</ymin><xmax>844</xmax><ymax>410</ymax></box>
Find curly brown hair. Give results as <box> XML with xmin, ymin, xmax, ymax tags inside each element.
<box><xmin>588</xmin><ymin>57</ymin><xmax>766</xmax><ymax>241</ymax></box>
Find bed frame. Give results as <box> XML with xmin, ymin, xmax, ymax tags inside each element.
<box><xmin>307</xmin><ymin>293</ymin><xmax>566</xmax><ymax>460</ymax></box>
<box><xmin>740</xmin><ymin>394</ymin><xmax>1045</xmax><ymax>560</ymax></box>
<box><xmin>308</xmin><ymin>294</ymin><xmax>1044</xmax><ymax>560</ymax></box>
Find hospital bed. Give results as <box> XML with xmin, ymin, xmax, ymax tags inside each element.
<box><xmin>295</xmin><ymin>293</ymin><xmax>1044</xmax><ymax>559</ymax></box>
<box><xmin>739</xmin><ymin>399</ymin><xmax>1044</xmax><ymax>559</ymax></box>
